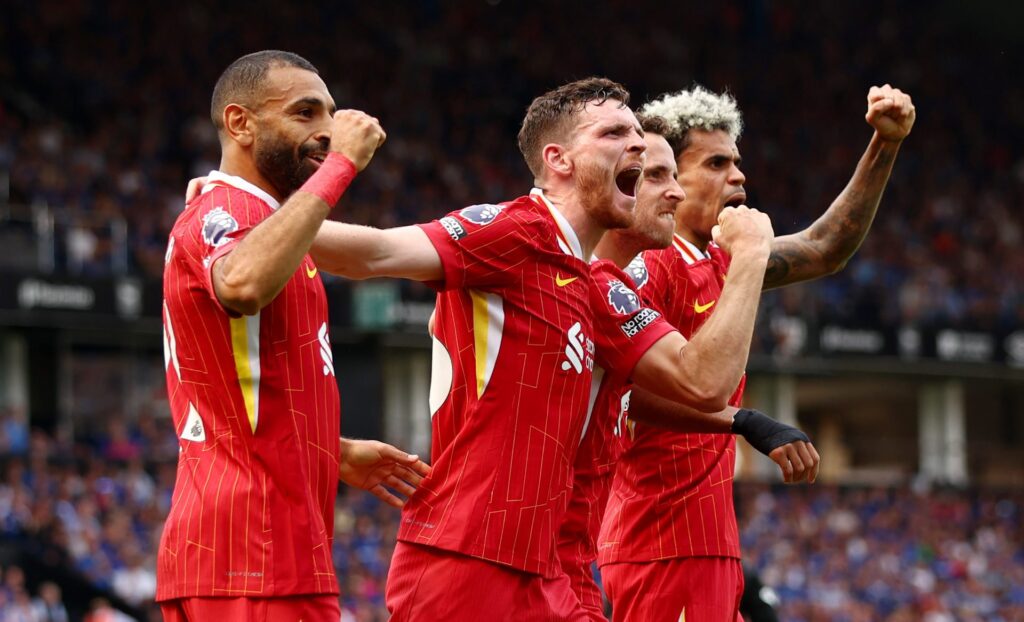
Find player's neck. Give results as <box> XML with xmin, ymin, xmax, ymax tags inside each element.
<box><xmin>674</xmin><ymin>226</ymin><xmax>710</xmax><ymax>252</ymax></box>
<box><xmin>219</xmin><ymin>156</ymin><xmax>286</xmax><ymax>203</ymax></box>
<box><xmin>594</xmin><ymin>231</ymin><xmax>645</xmax><ymax>269</ymax></box>
<box><xmin>541</xmin><ymin>187</ymin><xmax>604</xmax><ymax>259</ymax></box>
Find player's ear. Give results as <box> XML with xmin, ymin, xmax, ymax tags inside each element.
<box><xmin>223</xmin><ymin>103</ymin><xmax>256</xmax><ymax>148</ymax></box>
<box><xmin>542</xmin><ymin>143</ymin><xmax>572</xmax><ymax>178</ymax></box>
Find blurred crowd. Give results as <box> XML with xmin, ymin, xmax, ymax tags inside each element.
<box><xmin>0</xmin><ymin>403</ymin><xmax>1022</xmax><ymax>621</ymax></box>
<box><xmin>0</xmin><ymin>405</ymin><xmax>397</xmax><ymax>621</ymax></box>
<box><xmin>1</xmin><ymin>0</ymin><xmax>1022</xmax><ymax>332</ymax></box>
<box><xmin>739</xmin><ymin>484</ymin><xmax>1024</xmax><ymax>622</ymax></box>
<box><xmin>0</xmin><ymin>2</ymin><xmax>1022</xmax><ymax>616</ymax></box>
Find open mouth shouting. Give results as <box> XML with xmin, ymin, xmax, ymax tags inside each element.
<box><xmin>615</xmin><ymin>165</ymin><xmax>643</xmax><ymax>198</ymax></box>
<box><xmin>723</xmin><ymin>191</ymin><xmax>747</xmax><ymax>208</ymax></box>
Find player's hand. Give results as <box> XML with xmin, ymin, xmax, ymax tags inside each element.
<box><xmin>711</xmin><ymin>205</ymin><xmax>773</xmax><ymax>258</ymax></box>
<box><xmin>732</xmin><ymin>408</ymin><xmax>818</xmax><ymax>484</ymax></box>
<box><xmin>768</xmin><ymin>440</ymin><xmax>820</xmax><ymax>484</ymax></box>
<box><xmin>338</xmin><ymin>438</ymin><xmax>430</xmax><ymax>508</ymax></box>
<box><xmin>185</xmin><ymin>176</ymin><xmax>209</xmax><ymax>203</ymax></box>
<box><xmin>866</xmin><ymin>84</ymin><xmax>915</xmax><ymax>143</ymax></box>
<box><xmin>330</xmin><ymin>110</ymin><xmax>387</xmax><ymax>172</ymax></box>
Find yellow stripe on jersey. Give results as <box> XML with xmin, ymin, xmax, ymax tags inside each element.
<box><xmin>469</xmin><ymin>289</ymin><xmax>504</xmax><ymax>398</ymax></box>
<box><xmin>230</xmin><ymin>313</ymin><xmax>262</xmax><ymax>434</ymax></box>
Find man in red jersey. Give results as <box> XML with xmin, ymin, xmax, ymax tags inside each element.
<box><xmin>158</xmin><ymin>50</ymin><xmax>428</xmax><ymax>622</ymax></box>
<box><xmin>598</xmin><ymin>84</ymin><xmax>916</xmax><ymax>621</ymax></box>
<box><xmin>305</xmin><ymin>78</ymin><xmax>776</xmax><ymax>621</ymax></box>
<box><xmin>557</xmin><ymin>114</ymin><xmax>818</xmax><ymax>621</ymax></box>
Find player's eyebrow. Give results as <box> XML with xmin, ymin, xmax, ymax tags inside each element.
<box><xmin>644</xmin><ymin>164</ymin><xmax>674</xmax><ymax>178</ymax></box>
<box><xmin>602</xmin><ymin>121</ymin><xmax>644</xmax><ymax>138</ymax></box>
<box><xmin>707</xmin><ymin>152</ymin><xmax>741</xmax><ymax>166</ymax></box>
<box><xmin>288</xmin><ymin>96</ymin><xmax>337</xmax><ymax>115</ymax></box>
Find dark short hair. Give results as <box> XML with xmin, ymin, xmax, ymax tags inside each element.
<box><xmin>210</xmin><ymin>50</ymin><xmax>318</xmax><ymax>130</ymax></box>
<box><xmin>517</xmin><ymin>77</ymin><xmax>631</xmax><ymax>179</ymax></box>
<box><xmin>636</xmin><ymin>113</ymin><xmax>671</xmax><ymax>138</ymax></box>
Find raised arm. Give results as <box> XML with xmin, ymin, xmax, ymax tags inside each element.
<box><xmin>632</xmin><ymin>206</ymin><xmax>772</xmax><ymax>411</ymax></box>
<box><xmin>311</xmin><ymin>221</ymin><xmax>443</xmax><ymax>282</ymax></box>
<box><xmin>214</xmin><ymin>110</ymin><xmax>386</xmax><ymax>314</ymax></box>
<box><xmin>763</xmin><ymin>85</ymin><xmax>916</xmax><ymax>290</ymax></box>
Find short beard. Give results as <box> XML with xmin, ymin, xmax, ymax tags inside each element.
<box><xmin>577</xmin><ymin>159</ymin><xmax>633</xmax><ymax>230</ymax></box>
<box><xmin>253</xmin><ymin>132</ymin><xmax>325</xmax><ymax>198</ymax></box>
<box><xmin>630</xmin><ymin>201</ymin><xmax>675</xmax><ymax>249</ymax></box>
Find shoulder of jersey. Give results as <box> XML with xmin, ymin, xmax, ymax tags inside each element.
<box><xmin>639</xmin><ymin>247</ymin><xmax>678</xmax><ymax>274</ymax></box>
<box><xmin>592</xmin><ymin>261</ymin><xmax>645</xmax><ymax>316</ymax></box>
<box><xmin>178</xmin><ymin>186</ymin><xmax>252</xmax><ymax>248</ymax></box>
<box><xmin>180</xmin><ymin>185</ymin><xmax>231</xmax><ymax>223</ymax></box>
<box><xmin>588</xmin><ymin>257</ymin><xmax>619</xmax><ymax>277</ymax></box>
<box><xmin>501</xmin><ymin>194</ymin><xmax>551</xmax><ymax>227</ymax></box>
<box><xmin>461</xmin><ymin>195</ymin><xmax>550</xmax><ymax>232</ymax></box>
<box><xmin>188</xmin><ymin>184</ymin><xmax>256</xmax><ymax>209</ymax></box>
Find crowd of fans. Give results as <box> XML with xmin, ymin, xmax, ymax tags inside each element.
<box><xmin>0</xmin><ymin>404</ymin><xmax>1021</xmax><ymax>621</ymax></box>
<box><xmin>739</xmin><ymin>484</ymin><xmax>1024</xmax><ymax>621</ymax></box>
<box><xmin>0</xmin><ymin>1</ymin><xmax>1021</xmax><ymax>620</ymax></box>
<box><xmin>1</xmin><ymin>0</ymin><xmax>1022</xmax><ymax>333</ymax></box>
<box><xmin>0</xmin><ymin>405</ymin><xmax>398</xmax><ymax>621</ymax></box>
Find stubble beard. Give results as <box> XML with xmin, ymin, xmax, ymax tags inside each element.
<box><xmin>576</xmin><ymin>159</ymin><xmax>633</xmax><ymax>231</ymax></box>
<box><xmin>631</xmin><ymin>200</ymin><xmax>675</xmax><ymax>249</ymax></box>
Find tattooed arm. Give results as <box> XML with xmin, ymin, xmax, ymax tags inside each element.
<box><xmin>763</xmin><ymin>84</ymin><xmax>916</xmax><ymax>290</ymax></box>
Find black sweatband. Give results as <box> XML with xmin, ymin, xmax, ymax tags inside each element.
<box><xmin>731</xmin><ymin>408</ymin><xmax>810</xmax><ymax>456</ymax></box>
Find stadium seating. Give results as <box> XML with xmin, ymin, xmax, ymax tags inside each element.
<box><xmin>1</xmin><ymin>1</ymin><xmax>1021</xmax><ymax>335</ymax></box>
<box><xmin>1</xmin><ymin>1</ymin><xmax>1021</xmax><ymax>620</ymax></box>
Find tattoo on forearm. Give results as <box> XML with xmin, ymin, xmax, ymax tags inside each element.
<box><xmin>763</xmin><ymin>242</ymin><xmax>814</xmax><ymax>287</ymax></box>
<box><xmin>765</xmin><ymin>142</ymin><xmax>899</xmax><ymax>288</ymax></box>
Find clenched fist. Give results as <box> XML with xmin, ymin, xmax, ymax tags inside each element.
<box><xmin>330</xmin><ymin>110</ymin><xmax>387</xmax><ymax>171</ymax></box>
<box><xmin>711</xmin><ymin>205</ymin><xmax>774</xmax><ymax>258</ymax></box>
<box><xmin>866</xmin><ymin>84</ymin><xmax>915</xmax><ymax>143</ymax></box>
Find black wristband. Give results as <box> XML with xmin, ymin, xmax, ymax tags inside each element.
<box><xmin>731</xmin><ymin>408</ymin><xmax>810</xmax><ymax>456</ymax></box>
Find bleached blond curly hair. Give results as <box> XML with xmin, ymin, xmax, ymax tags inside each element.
<box><xmin>640</xmin><ymin>85</ymin><xmax>743</xmax><ymax>153</ymax></box>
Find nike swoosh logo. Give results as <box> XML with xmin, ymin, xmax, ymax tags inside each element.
<box><xmin>694</xmin><ymin>299</ymin><xmax>715</xmax><ymax>313</ymax></box>
<box><xmin>555</xmin><ymin>274</ymin><xmax>577</xmax><ymax>287</ymax></box>
<box><xmin>306</xmin><ymin>264</ymin><xmax>318</xmax><ymax>278</ymax></box>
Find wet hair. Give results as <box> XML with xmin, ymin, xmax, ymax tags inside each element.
<box><xmin>210</xmin><ymin>50</ymin><xmax>318</xmax><ymax>130</ymax></box>
<box><xmin>640</xmin><ymin>85</ymin><xmax>743</xmax><ymax>155</ymax></box>
<box><xmin>517</xmin><ymin>77</ymin><xmax>631</xmax><ymax>179</ymax></box>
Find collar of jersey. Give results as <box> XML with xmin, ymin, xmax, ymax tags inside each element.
<box><xmin>202</xmin><ymin>170</ymin><xmax>281</xmax><ymax>210</ymax></box>
<box><xmin>672</xmin><ymin>233</ymin><xmax>711</xmax><ymax>265</ymax></box>
<box><xmin>530</xmin><ymin>188</ymin><xmax>585</xmax><ymax>261</ymax></box>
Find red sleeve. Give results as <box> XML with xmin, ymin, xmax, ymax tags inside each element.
<box><xmin>590</xmin><ymin>260</ymin><xmax>675</xmax><ymax>378</ymax></box>
<box><xmin>178</xmin><ymin>186</ymin><xmax>272</xmax><ymax>313</ymax></box>
<box><xmin>418</xmin><ymin>201</ymin><xmax>540</xmax><ymax>291</ymax></box>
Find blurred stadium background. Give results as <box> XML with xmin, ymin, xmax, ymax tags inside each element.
<box><xmin>0</xmin><ymin>1</ymin><xmax>1022</xmax><ymax>620</ymax></box>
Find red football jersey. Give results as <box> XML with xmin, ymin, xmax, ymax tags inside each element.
<box><xmin>556</xmin><ymin>258</ymin><xmax>672</xmax><ymax>609</ymax></box>
<box><xmin>598</xmin><ymin>235</ymin><xmax>746</xmax><ymax>565</ymax></box>
<box><xmin>398</xmin><ymin>191</ymin><xmax>669</xmax><ymax>578</ymax></box>
<box><xmin>157</xmin><ymin>171</ymin><xmax>341</xmax><ymax>600</ymax></box>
